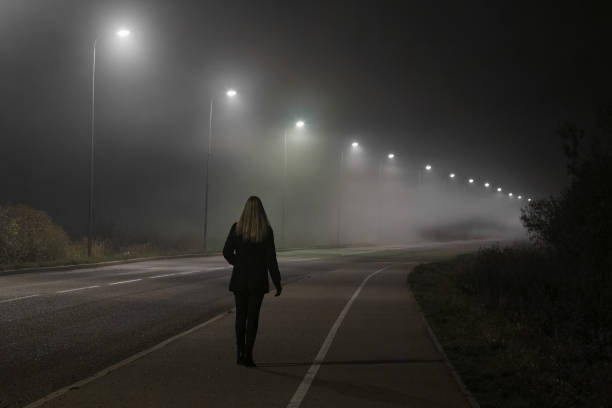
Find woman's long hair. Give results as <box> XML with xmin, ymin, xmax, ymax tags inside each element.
<box><xmin>236</xmin><ymin>196</ymin><xmax>271</xmax><ymax>243</ymax></box>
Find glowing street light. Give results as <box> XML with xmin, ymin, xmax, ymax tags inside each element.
<box><xmin>295</xmin><ymin>120</ymin><xmax>305</xmax><ymax>128</ymax></box>
<box><xmin>425</xmin><ymin>164</ymin><xmax>432</xmax><ymax>171</ymax></box>
<box><xmin>484</xmin><ymin>182</ymin><xmax>490</xmax><ymax>188</ymax></box>
<box><xmin>518</xmin><ymin>195</ymin><xmax>523</xmax><ymax>200</ymax></box>
<box><xmin>203</xmin><ymin>88</ymin><xmax>239</xmax><ymax>252</ymax></box>
<box><xmin>528</xmin><ymin>198</ymin><xmax>532</xmax><ymax>202</ymax></box>
<box><xmin>351</xmin><ymin>141</ymin><xmax>359</xmax><ymax>148</ymax></box>
<box><xmin>508</xmin><ymin>192</ymin><xmax>513</xmax><ymax>197</ymax></box>
<box><xmin>468</xmin><ymin>178</ymin><xmax>474</xmax><ymax>184</ymax></box>
<box><xmin>87</xmin><ymin>27</ymin><xmax>133</xmax><ymax>258</ymax></box>
<box><xmin>497</xmin><ymin>187</ymin><xmax>502</xmax><ymax>192</ymax></box>
<box><xmin>449</xmin><ymin>173</ymin><xmax>456</xmax><ymax>179</ymax></box>
<box><xmin>388</xmin><ymin>153</ymin><xmax>395</xmax><ymax>159</ymax></box>
<box><xmin>116</xmin><ymin>29</ymin><xmax>131</xmax><ymax>38</ymax></box>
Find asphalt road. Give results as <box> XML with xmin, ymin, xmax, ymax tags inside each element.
<box><xmin>0</xmin><ymin>243</ymin><xmax>484</xmax><ymax>408</ymax></box>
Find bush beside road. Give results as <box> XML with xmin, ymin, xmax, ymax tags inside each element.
<box><xmin>408</xmin><ymin>245</ymin><xmax>612</xmax><ymax>408</ymax></box>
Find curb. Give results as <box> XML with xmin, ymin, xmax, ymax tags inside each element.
<box><xmin>0</xmin><ymin>252</ymin><xmax>215</xmax><ymax>277</ymax></box>
<box><xmin>407</xmin><ymin>270</ymin><xmax>481</xmax><ymax>408</ymax></box>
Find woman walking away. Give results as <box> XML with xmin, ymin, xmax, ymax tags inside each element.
<box><xmin>223</xmin><ymin>196</ymin><xmax>282</xmax><ymax>367</ymax></box>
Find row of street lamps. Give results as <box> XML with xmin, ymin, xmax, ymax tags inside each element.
<box><xmin>87</xmin><ymin>27</ymin><xmax>532</xmax><ymax>256</ymax></box>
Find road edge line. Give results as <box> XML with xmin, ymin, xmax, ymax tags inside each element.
<box><xmin>22</xmin><ymin>309</ymin><xmax>234</xmax><ymax>408</ymax></box>
<box><xmin>286</xmin><ymin>265</ymin><xmax>391</xmax><ymax>408</ymax></box>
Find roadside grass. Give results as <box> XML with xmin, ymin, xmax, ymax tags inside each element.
<box><xmin>408</xmin><ymin>245</ymin><xmax>612</xmax><ymax>408</ymax></box>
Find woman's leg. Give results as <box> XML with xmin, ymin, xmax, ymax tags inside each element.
<box><xmin>244</xmin><ymin>292</ymin><xmax>264</xmax><ymax>366</ymax></box>
<box><xmin>234</xmin><ymin>292</ymin><xmax>248</xmax><ymax>363</ymax></box>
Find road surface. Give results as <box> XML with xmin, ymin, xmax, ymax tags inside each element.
<box><xmin>0</xmin><ymin>243</ymin><xmax>484</xmax><ymax>408</ymax></box>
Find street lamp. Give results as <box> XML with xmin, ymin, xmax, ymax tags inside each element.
<box><xmin>468</xmin><ymin>178</ymin><xmax>474</xmax><ymax>184</ymax></box>
<box><xmin>425</xmin><ymin>164</ymin><xmax>432</xmax><ymax>171</ymax></box>
<box><xmin>378</xmin><ymin>152</ymin><xmax>396</xmax><ymax>241</ymax></box>
<box><xmin>518</xmin><ymin>195</ymin><xmax>523</xmax><ymax>200</ymax></box>
<box><xmin>87</xmin><ymin>27</ymin><xmax>132</xmax><ymax>258</ymax></box>
<box><xmin>484</xmin><ymin>182</ymin><xmax>490</xmax><ymax>188</ymax></box>
<box><xmin>449</xmin><ymin>173</ymin><xmax>456</xmax><ymax>179</ymax></box>
<box><xmin>528</xmin><ymin>198</ymin><xmax>532</xmax><ymax>202</ymax></box>
<box><xmin>281</xmin><ymin>119</ymin><xmax>306</xmax><ymax>247</ymax></box>
<box><xmin>497</xmin><ymin>187</ymin><xmax>502</xmax><ymax>192</ymax></box>
<box><xmin>508</xmin><ymin>192</ymin><xmax>513</xmax><ymax>198</ymax></box>
<box><xmin>337</xmin><ymin>141</ymin><xmax>359</xmax><ymax>246</ymax></box>
<box><xmin>202</xmin><ymin>88</ymin><xmax>238</xmax><ymax>253</ymax></box>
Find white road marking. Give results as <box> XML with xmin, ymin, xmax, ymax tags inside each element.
<box><xmin>23</xmin><ymin>309</ymin><xmax>233</xmax><ymax>408</ymax></box>
<box><xmin>286</xmin><ymin>265</ymin><xmax>391</xmax><ymax>408</ymax></box>
<box><xmin>108</xmin><ymin>279</ymin><xmax>142</xmax><ymax>286</ymax></box>
<box><xmin>0</xmin><ymin>294</ymin><xmax>40</xmax><ymax>304</ymax></box>
<box><xmin>149</xmin><ymin>273</ymin><xmax>178</xmax><ymax>279</ymax></box>
<box><xmin>56</xmin><ymin>285</ymin><xmax>100</xmax><ymax>294</ymax></box>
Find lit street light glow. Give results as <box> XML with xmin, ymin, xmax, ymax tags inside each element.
<box><xmin>425</xmin><ymin>164</ymin><xmax>432</xmax><ymax>171</ymax></box>
<box><xmin>518</xmin><ymin>195</ymin><xmax>522</xmax><ymax>200</ymax></box>
<box><xmin>295</xmin><ymin>120</ymin><xmax>305</xmax><ymax>128</ymax></box>
<box><xmin>484</xmin><ymin>182</ymin><xmax>490</xmax><ymax>188</ymax></box>
<box><xmin>388</xmin><ymin>153</ymin><xmax>394</xmax><ymax>159</ymax></box>
<box><xmin>351</xmin><ymin>141</ymin><xmax>359</xmax><ymax>148</ymax></box>
<box><xmin>226</xmin><ymin>89</ymin><xmax>237</xmax><ymax>97</ymax></box>
<box><xmin>528</xmin><ymin>198</ymin><xmax>532</xmax><ymax>202</ymax></box>
<box><xmin>497</xmin><ymin>187</ymin><xmax>502</xmax><ymax>192</ymax></box>
<box><xmin>449</xmin><ymin>173</ymin><xmax>456</xmax><ymax>179</ymax></box>
<box><xmin>508</xmin><ymin>192</ymin><xmax>513</xmax><ymax>197</ymax></box>
<box><xmin>116</xmin><ymin>29</ymin><xmax>131</xmax><ymax>38</ymax></box>
<box><xmin>468</xmin><ymin>178</ymin><xmax>474</xmax><ymax>184</ymax></box>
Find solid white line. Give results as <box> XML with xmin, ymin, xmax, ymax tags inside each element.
<box><xmin>56</xmin><ymin>285</ymin><xmax>100</xmax><ymax>294</ymax></box>
<box><xmin>108</xmin><ymin>279</ymin><xmax>142</xmax><ymax>286</ymax></box>
<box><xmin>0</xmin><ymin>294</ymin><xmax>40</xmax><ymax>304</ymax></box>
<box><xmin>286</xmin><ymin>265</ymin><xmax>391</xmax><ymax>408</ymax></box>
<box><xmin>23</xmin><ymin>309</ymin><xmax>233</xmax><ymax>408</ymax></box>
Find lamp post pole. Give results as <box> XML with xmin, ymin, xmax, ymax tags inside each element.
<box><xmin>281</xmin><ymin>128</ymin><xmax>288</xmax><ymax>248</ymax></box>
<box><xmin>87</xmin><ymin>29</ymin><xmax>130</xmax><ymax>258</ymax></box>
<box><xmin>87</xmin><ymin>38</ymin><xmax>99</xmax><ymax>258</ymax></box>
<box><xmin>202</xmin><ymin>98</ymin><xmax>214</xmax><ymax>253</ymax></box>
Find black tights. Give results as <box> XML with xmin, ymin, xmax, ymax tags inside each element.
<box><xmin>234</xmin><ymin>291</ymin><xmax>264</xmax><ymax>357</ymax></box>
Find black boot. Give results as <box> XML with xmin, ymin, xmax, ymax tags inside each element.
<box><xmin>243</xmin><ymin>351</ymin><xmax>257</xmax><ymax>367</ymax></box>
<box><xmin>237</xmin><ymin>349</ymin><xmax>245</xmax><ymax>365</ymax></box>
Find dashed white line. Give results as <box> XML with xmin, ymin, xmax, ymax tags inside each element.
<box><xmin>149</xmin><ymin>273</ymin><xmax>177</xmax><ymax>279</ymax></box>
<box><xmin>0</xmin><ymin>294</ymin><xmax>40</xmax><ymax>304</ymax></box>
<box><xmin>57</xmin><ymin>285</ymin><xmax>100</xmax><ymax>294</ymax></box>
<box><xmin>108</xmin><ymin>279</ymin><xmax>142</xmax><ymax>286</ymax></box>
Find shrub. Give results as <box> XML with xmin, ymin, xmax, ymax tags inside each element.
<box><xmin>0</xmin><ymin>204</ymin><xmax>70</xmax><ymax>264</ymax></box>
<box><xmin>521</xmin><ymin>121</ymin><xmax>612</xmax><ymax>271</ymax></box>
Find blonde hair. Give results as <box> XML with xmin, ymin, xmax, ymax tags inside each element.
<box><xmin>236</xmin><ymin>196</ymin><xmax>271</xmax><ymax>243</ymax></box>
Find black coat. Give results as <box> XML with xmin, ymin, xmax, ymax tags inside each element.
<box><xmin>223</xmin><ymin>223</ymin><xmax>281</xmax><ymax>293</ymax></box>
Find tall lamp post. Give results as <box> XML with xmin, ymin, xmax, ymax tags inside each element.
<box><xmin>202</xmin><ymin>89</ymin><xmax>237</xmax><ymax>253</ymax></box>
<box><xmin>281</xmin><ymin>120</ymin><xmax>305</xmax><ymax>248</ymax></box>
<box><xmin>377</xmin><ymin>153</ymin><xmax>394</xmax><ymax>242</ymax></box>
<box><xmin>88</xmin><ymin>28</ymin><xmax>131</xmax><ymax>258</ymax></box>
<box><xmin>337</xmin><ymin>141</ymin><xmax>359</xmax><ymax>247</ymax></box>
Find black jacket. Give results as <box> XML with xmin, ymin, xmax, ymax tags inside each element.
<box><xmin>223</xmin><ymin>223</ymin><xmax>281</xmax><ymax>293</ymax></box>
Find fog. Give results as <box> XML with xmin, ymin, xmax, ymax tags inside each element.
<box><xmin>87</xmin><ymin>113</ymin><xmax>526</xmax><ymax>250</ymax></box>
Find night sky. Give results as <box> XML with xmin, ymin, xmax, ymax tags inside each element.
<box><xmin>1</xmin><ymin>1</ymin><xmax>609</xmax><ymax>244</ymax></box>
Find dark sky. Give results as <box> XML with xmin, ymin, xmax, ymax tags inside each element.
<box><xmin>1</xmin><ymin>1</ymin><xmax>610</xmax><ymax>242</ymax></box>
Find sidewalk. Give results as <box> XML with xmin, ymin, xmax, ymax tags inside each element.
<box><xmin>32</xmin><ymin>264</ymin><xmax>475</xmax><ymax>408</ymax></box>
